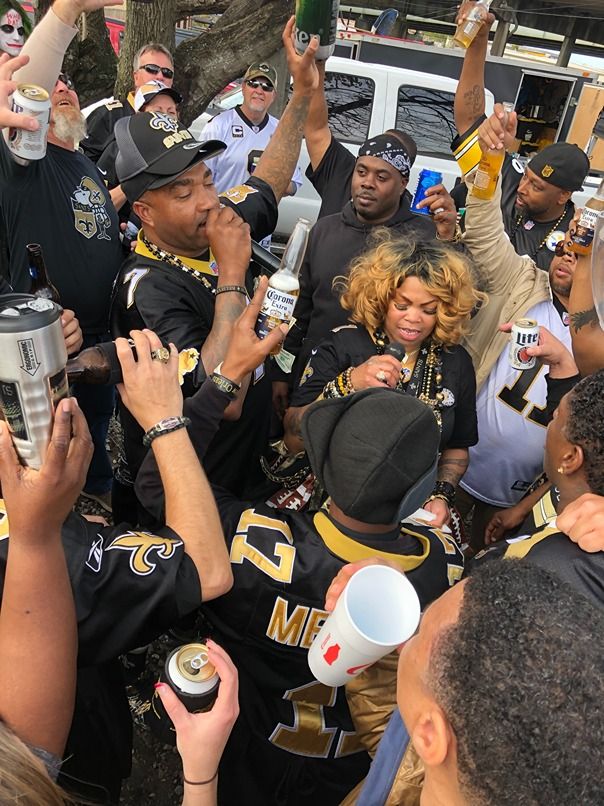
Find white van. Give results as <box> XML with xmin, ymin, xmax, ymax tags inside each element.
<box><xmin>190</xmin><ymin>56</ymin><xmax>495</xmax><ymax>240</ymax></box>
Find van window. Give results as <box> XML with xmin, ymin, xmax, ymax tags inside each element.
<box><xmin>396</xmin><ymin>87</ymin><xmax>456</xmax><ymax>158</ymax></box>
<box><xmin>325</xmin><ymin>72</ymin><xmax>375</xmax><ymax>144</ymax></box>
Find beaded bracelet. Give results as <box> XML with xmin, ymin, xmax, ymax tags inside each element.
<box><xmin>322</xmin><ymin>367</ymin><xmax>356</xmax><ymax>399</ymax></box>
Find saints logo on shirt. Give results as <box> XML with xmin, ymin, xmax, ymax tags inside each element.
<box><xmin>71</xmin><ymin>176</ymin><xmax>112</xmax><ymax>241</ymax></box>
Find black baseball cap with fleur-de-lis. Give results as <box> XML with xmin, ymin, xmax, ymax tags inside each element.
<box><xmin>114</xmin><ymin>111</ymin><xmax>226</xmax><ymax>203</ymax></box>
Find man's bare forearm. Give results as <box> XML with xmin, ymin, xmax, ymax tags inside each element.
<box><xmin>254</xmin><ymin>92</ymin><xmax>312</xmax><ymax>203</ymax></box>
<box><xmin>201</xmin><ymin>292</ymin><xmax>247</xmax><ymax>376</ymax></box>
<box><xmin>152</xmin><ymin>429</ymin><xmax>232</xmax><ymax>601</ymax></box>
<box><xmin>568</xmin><ymin>258</ymin><xmax>604</xmax><ymax>376</ymax></box>
<box><xmin>455</xmin><ymin>33</ymin><xmax>488</xmax><ymax>134</ymax></box>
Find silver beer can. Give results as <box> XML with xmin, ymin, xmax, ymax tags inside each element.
<box><xmin>509</xmin><ymin>318</ymin><xmax>539</xmax><ymax>370</ymax></box>
<box><xmin>8</xmin><ymin>84</ymin><xmax>51</xmax><ymax>166</ymax></box>
<box><xmin>0</xmin><ymin>295</ymin><xmax>68</xmax><ymax>468</ymax></box>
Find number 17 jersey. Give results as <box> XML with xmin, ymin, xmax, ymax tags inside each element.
<box><xmin>461</xmin><ymin>300</ymin><xmax>570</xmax><ymax>507</ymax></box>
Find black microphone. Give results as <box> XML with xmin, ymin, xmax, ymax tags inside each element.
<box><xmin>251</xmin><ymin>240</ymin><xmax>281</xmax><ymax>276</ymax></box>
<box><xmin>384</xmin><ymin>341</ymin><xmax>406</xmax><ymax>361</ymax></box>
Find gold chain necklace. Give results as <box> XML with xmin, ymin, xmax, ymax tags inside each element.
<box><xmin>510</xmin><ymin>202</ymin><xmax>569</xmax><ymax>260</ymax></box>
<box><xmin>142</xmin><ymin>235</ymin><xmax>216</xmax><ymax>296</ymax></box>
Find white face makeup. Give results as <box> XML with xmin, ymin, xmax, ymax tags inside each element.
<box><xmin>0</xmin><ymin>9</ymin><xmax>25</xmax><ymax>55</ymax></box>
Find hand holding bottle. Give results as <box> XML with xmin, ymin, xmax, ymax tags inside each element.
<box><xmin>477</xmin><ymin>103</ymin><xmax>518</xmax><ymax>154</ymax></box>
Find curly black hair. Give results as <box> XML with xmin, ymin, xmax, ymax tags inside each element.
<box><xmin>565</xmin><ymin>369</ymin><xmax>604</xmax><ymax>495</ymax></box>
<box><xmin>428</xmin><ymin>560</ymin><xmax>604</xmax><ymax>806</ymax></box>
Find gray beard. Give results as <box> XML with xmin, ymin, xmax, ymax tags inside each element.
<box><xmin>52</xmin><ymin>108</ymin><xmax>87</xmax><ymax>145</ymax></box>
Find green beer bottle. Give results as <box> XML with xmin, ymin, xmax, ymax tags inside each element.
<box><xmin>294</xmin><ymin>0</ymin><xmax>339</xmax><ymax>60</ymax></box>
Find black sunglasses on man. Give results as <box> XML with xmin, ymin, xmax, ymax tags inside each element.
<box><xmin>245</xmin><ymin>78</ymin><xmax>274</xmax><ymax>93</ymax></box>
<box><xmin>140</xmin><ymin>63</ymin><xmax>174</xmax><ymax>80</ymax></box>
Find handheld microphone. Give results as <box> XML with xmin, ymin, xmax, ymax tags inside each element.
<box><xmin>384</xmin><ymin>341</ymin><xmax>406</xmax><ymax>361</ymax></box>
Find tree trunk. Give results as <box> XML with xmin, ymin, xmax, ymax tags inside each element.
<box><xmin>114</xmin><ymin>0</ymin><xmax>177</xmax><ymax>100</ymax></box>
<box><xmin>175</xmin><ymin>0</ymin><xmax>294</xmax><ymax>127</ymax></box>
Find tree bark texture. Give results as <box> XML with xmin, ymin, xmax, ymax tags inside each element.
<box><xmin>174</xmin><ymin>0</ymin><xmax>294</xmax><ymax>127</ymax></box>
<box><xmin>114</xmin><ymin>0</ymin><xmax>177</xmax><ymax>100</ymax></box>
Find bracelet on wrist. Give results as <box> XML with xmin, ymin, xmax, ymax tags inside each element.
<box><xmin>143</xmin><ymin>416</ymin><xmax>191</xmax><ymax>447</ymax></box>
<box><xmin>215</xmin><ymin>285</ymin><xmax>247</xmax><ymax>297</ymax></box>
<box><xmin>425</xmin><ymin>480</ymin><xmax>456</xmax><ymax>508</ymax></box>
<box><xmin>322</xmin><ymin>367</ymin><xmax>356</xmax><ymax>399</ymax></box>
<box><xmin>436</xmin><ymin>222</ymin><xmax>463</xmax><ymax>243</ymax></box>
<box><xmin>183</xmin><ymin>769</ymin><xmax>218</xmax><ymax>786</ymax></box>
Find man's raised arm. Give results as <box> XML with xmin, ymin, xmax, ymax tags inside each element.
<box><xmin>253</xmin><ymin>16</ymin><xmax>319</xmax><ymax>203</ymax></box>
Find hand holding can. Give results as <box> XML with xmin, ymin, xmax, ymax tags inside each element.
<box><xmin>308</xmin><ymin>564</ymin><xmax>421</xmax><ymax>687</ymax></box>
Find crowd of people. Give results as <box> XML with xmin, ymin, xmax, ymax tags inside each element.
<box><xmin>0</xmin><ymin>0</ymin><xmax>603</xmax><ymax>804</ymax></box>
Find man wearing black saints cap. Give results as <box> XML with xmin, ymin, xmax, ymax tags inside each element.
<box><xmin>135</xmin><ymin>384</ymin><xmax>464</xmax><ymax>806</ymax></box>
<box><xmin>110</xmin><ymin>19</ymin><xmax>319</xmax><ymax>510</ymax></box>
<box><xmin>272</xmin><ymin>133</ymin><xmax>460</xmax><ymax>411</ymax></box>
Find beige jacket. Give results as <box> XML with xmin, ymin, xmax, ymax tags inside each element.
<box><xmin>461</xmin><ymin>178</ymin><xmax>552</xmax><ymax>391</ymax></box>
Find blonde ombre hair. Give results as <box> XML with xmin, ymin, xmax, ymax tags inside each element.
<box><xmin>0</xmin><ymin>721</ymin><xmax>72</xmax><ymax>805</ymax></box>
<box><xmin>338</xmin><ymin>230</ymin><xmax>485</xmax><ymax>346</ymax></box>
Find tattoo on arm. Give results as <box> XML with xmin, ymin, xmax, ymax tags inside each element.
<box><xmin>437</xmin><ymin>457</ymin><xmax>469</xmax><ymax>487</ymax></box>
<box><xmin>570</xmin><ymin>307</ymin><xmax>599</xmax><ymax>333</ymax></box>
<box><xmin>254</xmin><ymin>95</ymin><xmax>311</xmax><ymax>203</ymax></box>
<box><xmin>462</xmin><ymin>84</ymin><xmax>483</xmax><ymax>118</ymax></box>
<box><xmin>201</xmin><ymin>295</ymin><xmax>247</xmax><ymax>374</ymax></box>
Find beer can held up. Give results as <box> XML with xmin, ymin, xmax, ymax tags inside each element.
<box><xmin>509</xmin><ymin>319</ymin><xmax>539</xmax><ymax>371</ymax></box>
<box><xmin>8</xmin><ymin>84</ymin><xmax>51</xmax><ymax>166</ymax></box>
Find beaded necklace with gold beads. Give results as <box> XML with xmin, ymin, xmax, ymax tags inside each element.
<box><xmin>508</xmin><ymin>202</ymin><xmax>570</xmax><ymax>262</ymax></box>
<box><xmin>373</xmin><ymin>328</ymin><xmax>444</xmax><ymax>429</ymax></box>
<box><xmin>141</xmin><ymin>234</ymin><xmax>216</xmax><ymax>295</ymax></box>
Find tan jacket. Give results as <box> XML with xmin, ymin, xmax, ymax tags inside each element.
<box><xmin>461</xmin><ymin>178</ymin><xmax>552</xmax><ymax>391</ymax></box>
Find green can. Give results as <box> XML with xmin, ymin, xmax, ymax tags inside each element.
<box><xmin>294</xmin><ymin>0</ymin><xmax>339</xmax><ymax>60</ymax></box>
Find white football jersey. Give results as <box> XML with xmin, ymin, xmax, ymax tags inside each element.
<box><xmin>461</xmin><ymin>300</ymin><xmax>571</xmax><ymax>507</ymax></box>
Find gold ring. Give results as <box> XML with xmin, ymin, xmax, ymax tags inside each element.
<box><xmin>150</xmin><ymin>347</ymin><xmax>170</xmax><ymax>363</ymax></box>
<box><xmin>376</xmin><ymin>370</ymin><xmax>387</xmax><ymax>383</ymax></box>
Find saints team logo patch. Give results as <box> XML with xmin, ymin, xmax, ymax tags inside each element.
<box><xmin>106</xmin><ymin>530</ymin><xmax>183</xmax><ymax>575</ymax></box>
<box><xmin>220</xmin><ymin>184</ymin><xmax>258</xmax><ymax>204</ymax></box>
<box><xmin>231</xmin><ymin>124</ymin><xmax>244</xmax><ymax>138</ymax></box>
<box><xmin>72</xmin><ymin>176</ymin><xmax>112</xmax><ymax>240</ymax></box>
<box><xmin>178</xmin><ymin>348</ymin><xmax>199</xmax><ymax>385</ymax></box>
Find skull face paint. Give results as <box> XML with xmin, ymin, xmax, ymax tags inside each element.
<box><xmin>0</xmin><ymin>10</ymin><xmax>25</xmax><ymax>55</ymax></box>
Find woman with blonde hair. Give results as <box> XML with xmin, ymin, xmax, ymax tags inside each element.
<box><xmin>282</xmin><ymin>231</ymin><xmax>485</xmax><ymax>527</ymax></box>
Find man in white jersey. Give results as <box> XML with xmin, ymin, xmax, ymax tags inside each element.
<box><xmin>202</xmin><ymin>61</ymin><xmax>302</xmax><ymax>248</ymax></box>
<box><xmin>457</xmin><ymin>108</ymin><xmax>583</xmax><ymax>549</ymax></box>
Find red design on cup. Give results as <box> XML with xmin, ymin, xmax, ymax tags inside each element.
<box><xmin>518</xmin><ymin>347</ymin><xmax>531</xmax><ymax>364</ymax></box>
<box><xmin>323</xmin><ymin>644</ymin><xmax>340</xmax><ymax>665</ymax></box>
<box><xmin>346</xmin><ymin>662</ymin><xmax>373</xmax><ymax>676</ymax></box>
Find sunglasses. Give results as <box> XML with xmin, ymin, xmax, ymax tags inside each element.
<box><xmin>1</xmin><ymin>24</ymin><xmax>24</xmax><ymax>35</ymax></box>
<box><xmin>140</xmin><ymin>63</ymin><xmax>174</xmax><ymax>80</ymax></box>
<box><xmin>57</xmin><ymin>72</ymin><xmax>75</xmax><ymax>91</ymax></box>
<box><xmin>245</xmin><ymin>78</ymin><xmax>274</xmax><ymax>92</ymax></box>
<box><xmin>554</xmin><ymin>240</ymin><xmax>572</xmax><ymax>257</ymax></box>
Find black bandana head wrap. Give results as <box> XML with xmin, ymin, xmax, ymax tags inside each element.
<box><xmin>357</xmin><ymin>134</ymin><xmax>412</xmax><ymax>178</ymax></box>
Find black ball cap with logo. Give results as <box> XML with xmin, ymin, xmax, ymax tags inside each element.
<box><xmin>114</xmin><ymin>112</ymin><xmax>226</xmax><ymax>203</ymax></box>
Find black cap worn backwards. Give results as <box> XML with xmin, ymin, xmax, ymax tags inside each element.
<box><xmin>528</xmin><ymin>142</ymin><xmax>590</xmax><ymax>192</ymax></box>
<box><xmin>302</xmin><ymin>388</ymin><xmax>440</xmax><ymax>525</ymax></box>
<box><xmin>115</xmin><ymin>112</ymin><xmax>226</xmax><ymax>203</ymax></box>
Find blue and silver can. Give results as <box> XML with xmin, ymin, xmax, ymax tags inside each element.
<box><xmin>410</xmin><ymin>169</ymin><xmax>443</xmax><ymax>215</ymax></box>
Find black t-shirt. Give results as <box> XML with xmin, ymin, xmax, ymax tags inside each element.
<box><xmin>306</xmin><ymin>135</ymin><xmax>413</xmax><ymax>220</ymax></box>
<box><xmin>110</xmin><ymin>176</ymin><xmax>278</xmax><ymax>496</ymax></box>
<box><xmin>0</xmin><ymin>140</ymin><xmax>123</xmax><ymax>333</ymax></box>
<box><xmin>290</xmin><ymin>324</ymin><xmax>478</xmax><ymax>452</ymax></box>
<box><xmin>81</xmin><ymin>97</ymin><xmax>135</xmax><ymax>164</ymax></box>
<box><xmin>203</xmin><ymin>495</ymin><xmax>464</xmax><ymax>805</ymax></box>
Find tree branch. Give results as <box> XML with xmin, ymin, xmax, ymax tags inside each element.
<box><xmin>175</xmin><ymin>0</ymin><xmax>229</xmax><ymax>21</ymax></box>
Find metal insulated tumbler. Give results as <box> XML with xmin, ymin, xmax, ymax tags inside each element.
<box><xmin>0</xmin><ymin>294</ymin><xmax>68</xmax><ymax>468</ymax></box>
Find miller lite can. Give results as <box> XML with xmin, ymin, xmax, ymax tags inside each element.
<box><xmin>0</xmin><ymin>294</ymin><xmax>68</xmax><ymax>468</ymax></box>
<box><xmin>8</xmin><ymin>84</ymin><xmax>51</xmax><ymax>166</ymax></box>
<box><xmin>509</xmin><ymin>319</ymin><xmax>539</xmax><ymax>370</ymax></box>
<box><xmin>144</xmin><ymin>643</ymin><xmax>220</xmax><ymax>745</ymax></box>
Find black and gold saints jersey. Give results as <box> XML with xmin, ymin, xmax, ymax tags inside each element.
<box><xmin>203</xmin><ymin>495</ymin><xmax>464</xmax><ymax>805</ymax></box>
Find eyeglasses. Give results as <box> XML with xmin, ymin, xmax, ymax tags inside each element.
<box><xmin>245</xmin><ymin>78</ymin><xmax>274</xmax><ymax>92</ymax></box>
<box><xmin>140</xmin><ymin>63</ymin><xmax>174</xmax><ymax>80</ymax></box>
<box><xmin>57</xmin><ymin>72</ymin><xmax>75</xmax><ymax>91</ymax></box>
<box><xmin>1</xmin><ymin>24</ymin><xmax>24</xmax><ymax>35</ymax></box>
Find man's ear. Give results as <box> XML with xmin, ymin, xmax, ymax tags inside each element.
<box><xmin>557</xmin><ymin>188</ymin><xmax>572</xmax><ymax>207</ymax></box>
<box><xmin>133</xmin><ymin>199</ymin><xmax>152</xmax><ymax>227</ymax></box>
<box><xmin>411</xmin><ymin>705</ymin><xmax>453</xmax><ymax>768</ymax></box>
